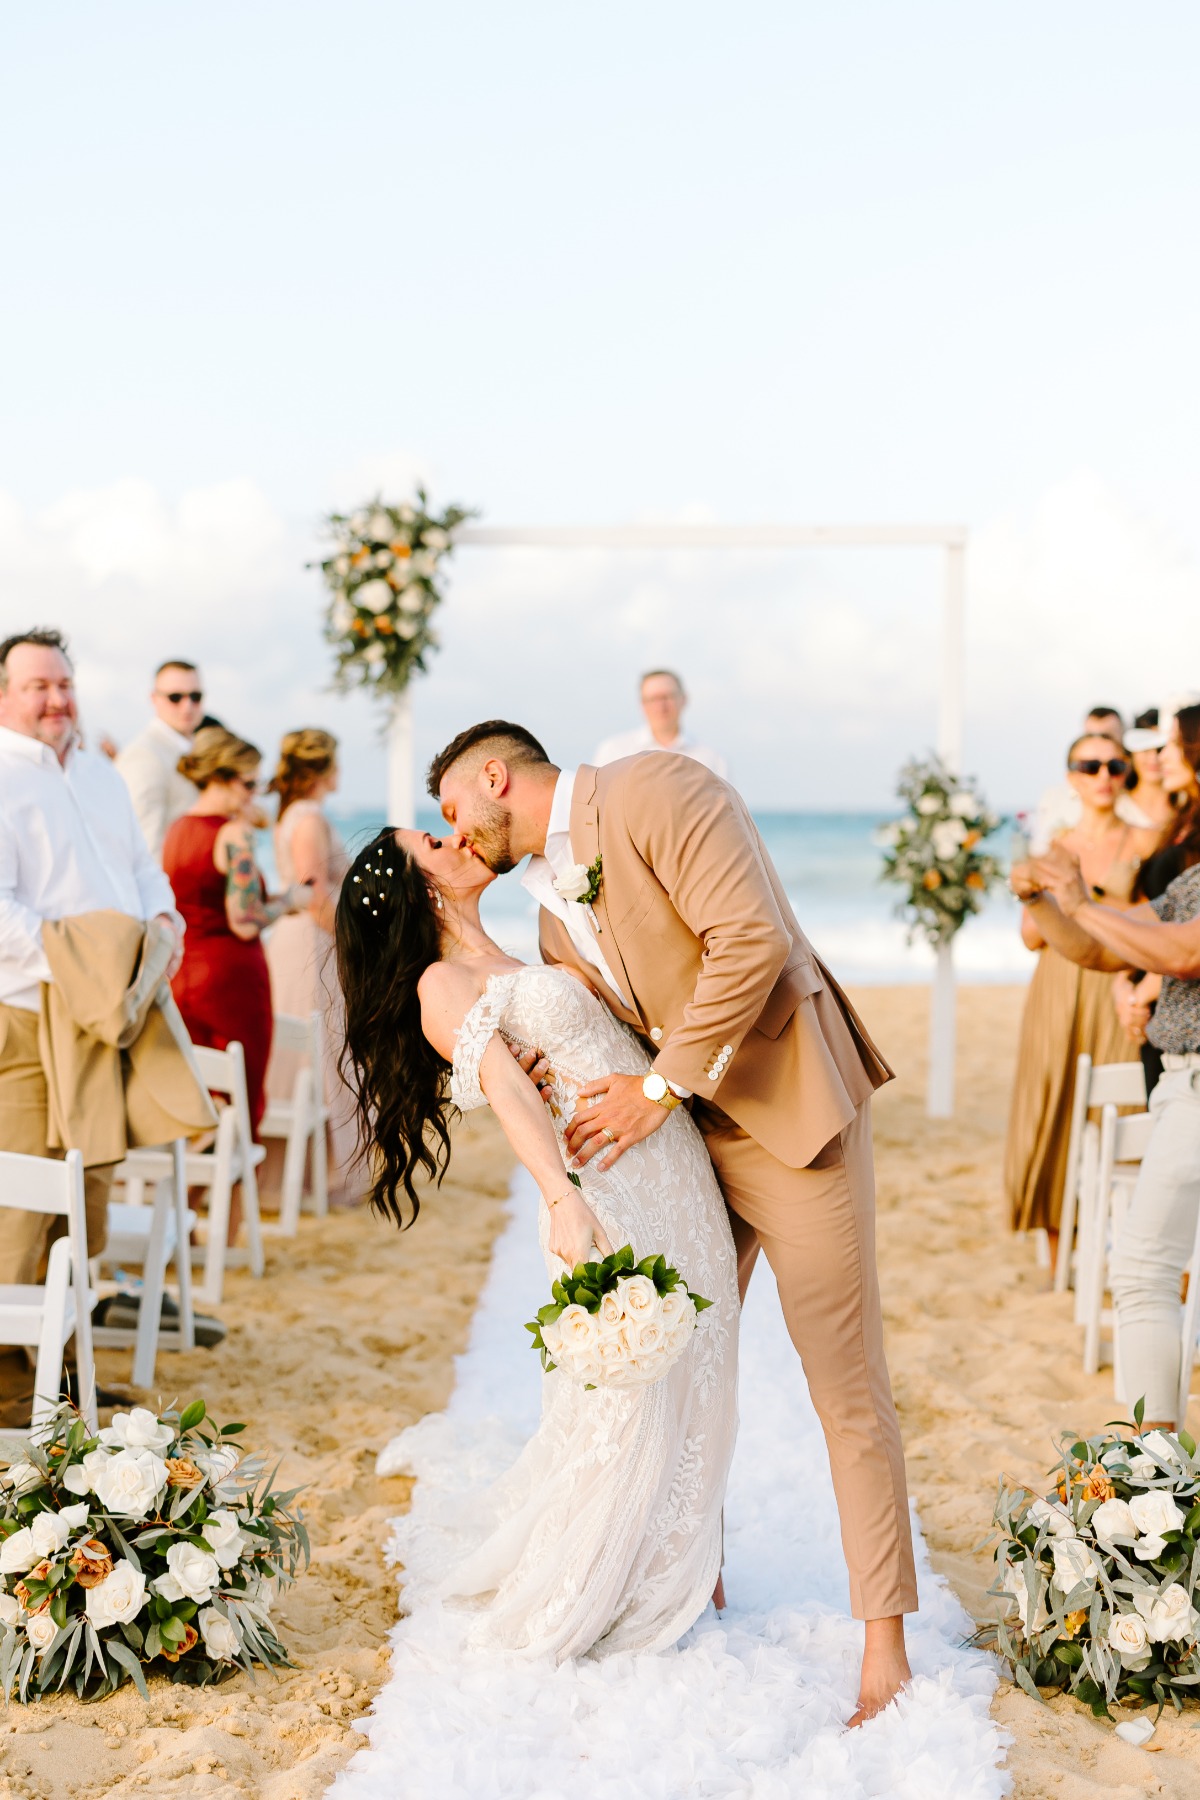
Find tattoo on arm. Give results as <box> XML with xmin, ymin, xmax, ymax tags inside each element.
<box><xmin>224</xmin><ymin>843</ymin><xmax>289</xmax><ymax>931</ymax></box>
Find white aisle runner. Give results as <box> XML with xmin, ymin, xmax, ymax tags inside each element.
<box><xmin>331</xmin><ymin>1171</ymin><xmax>1011</xmax><ymax>1800</ymax></box>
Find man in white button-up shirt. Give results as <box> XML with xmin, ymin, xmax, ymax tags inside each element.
<box><xmin>594</xmin><ymin>670</ymin><xmax>727</xmax><ymax>778</ymax></box>
<box><xmin>0</xmin><ymin>629</ymin><xmax>184</xmax><ymax>1419</ymax></box>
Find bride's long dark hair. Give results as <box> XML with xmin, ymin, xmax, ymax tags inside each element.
<box><xmin>335</xmin><ymin>828</ymin><xmax>453</xmax><ymax>1228</ymax></box>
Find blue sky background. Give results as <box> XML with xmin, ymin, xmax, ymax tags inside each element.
<box><xmin>3</xmin><ymin>2</ymin><xmax>1198</xmax><ymax>808</ymax></box>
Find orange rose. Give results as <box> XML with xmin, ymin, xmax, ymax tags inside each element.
<box><xmin>70</xmin><ymin>1539</ymin><xmax>114</xmax><ymax>1589</ymax></box>
<box><xmin>1083</xmin><ymin>1469</ymin><xmax>1114</xmax><ymax>1503</ymax></box>
<box><xmin>350</xmin><ymin>547</ymin><xmax>371</xmax><ymax>568</ymax></box>
<box><xmin>161</xmin><ymin>1622</ymin><xmax>199</xmax><ymax>1663</ymax></box>
<box><xmin>923</xmin><ymin>870</ymin><xmax>943</xmax><ymax>890</ymax></box>
<box><xmin>165</xmin><ymin>1457</ymin><xmax>204</xmax><ymax>1490</ymax></box>
<box><xmin>966</xmin><ymin>871</ymin><xmax>986</xmax><ymax>890</ymax></box>
<box><xmin>389</xmin><ymin>541</ymin><xmax>412</xmax><ymax>559</ymax></box>
<box><xmin>1063</xmin><ymin>1609</ymin><xmax>1088</xmax><ymax>1639</ymax></box>
<box><xmin>962</xmin><ymin>830</ymin><xmax>981</xmax><ymax>850</ymax></box>
<box><xmin>15</xmin><ymin>1560</ymin><xmax>53</xmax><ymax>1614</ymax></box>
<box><xmin>376</xmin><ymin>617</ymin><xmax>394</xmax><ymax>635</ymax></box>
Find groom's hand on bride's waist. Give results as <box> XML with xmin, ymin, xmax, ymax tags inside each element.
<box><xmin>565</xmin><ymin>1073</ymin><xmax>670</xmax><ymax>1172</ymax></box>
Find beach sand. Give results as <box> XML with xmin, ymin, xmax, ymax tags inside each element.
<box><xmin>5</xmin><ymin>986</ymin><xmax>1199</xmax><ymax>1799</ymax></box>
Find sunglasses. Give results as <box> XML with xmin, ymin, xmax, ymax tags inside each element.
<box><xmin>1069</xmin><ymin>758</ymin><xmax>1129</xmax><ymax>777</ymax></box>
<box><xmin>159</xmin><ymin>690</ymin><xmax>203</xmax><ymax>704</ymax></box>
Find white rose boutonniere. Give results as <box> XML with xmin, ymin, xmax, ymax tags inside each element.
<box><xmin>553</xmin><ymin>854</ymin><xmax>603</xmax><ymax>906</ymax></box>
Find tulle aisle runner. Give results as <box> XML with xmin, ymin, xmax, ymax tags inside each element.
<box><xmin>331</xmin><ymin>1171</ymin><xmax>1011</xmax><ymax>1799</ymax></box>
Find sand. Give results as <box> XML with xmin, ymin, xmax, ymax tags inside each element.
<box><xmin>5</xmin><ymin>986</ymin><xmax>1199</xmax><ymax>1799</ymax></box>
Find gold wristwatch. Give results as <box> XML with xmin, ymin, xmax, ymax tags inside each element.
<box><xmin>642</xmin><ymin>1072</ymin><xmax>682</xmax><ymax>1112</ymax></box>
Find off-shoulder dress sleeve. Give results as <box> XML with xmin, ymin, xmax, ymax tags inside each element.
<box><xmin>450</xmin><ymin>976</ymin><xmax>513</xmax><ymax>1111</ymax></box>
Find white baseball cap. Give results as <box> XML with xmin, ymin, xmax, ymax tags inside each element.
<box><xmin>1125</xmin><ymin>691</ymin><xmax>1200</xmax><ymax>752</ymax></box>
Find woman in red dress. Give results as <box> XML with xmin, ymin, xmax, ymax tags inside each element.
<box><xmin>164</xmin><ymin>728</ymin><xmax>307</xmax><ymax>1132</ymax></box>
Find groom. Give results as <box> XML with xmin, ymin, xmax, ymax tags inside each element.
<box><xmin>428</xmin><ymin>720</ymin><xmax>917</xmax><ymax>1722</ymax></box>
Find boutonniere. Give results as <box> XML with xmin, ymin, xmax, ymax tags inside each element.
<box><xmin>553</xmin><ymin>853</ymin><xmax>603</xmax><ymax>906</ymax></box>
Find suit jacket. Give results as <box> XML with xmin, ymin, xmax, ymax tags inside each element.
<box><xmin>38</xmin><ymin>911</ymin><xmax>217</xmax><ymax>1166</ymax></box>
<box><xmin>537</xmin><ymin>757</ymin><xmax>892</xmax><ymax>1170</ymax></box>
<box><xmin>116</xmin><ymin>721</ymin><xmax>195</xmax><ymax>860</ymax></box>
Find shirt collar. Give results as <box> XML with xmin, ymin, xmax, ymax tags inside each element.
<box><xmin>544</xmin><ymin>768</ymin><xmax>576</xmax><ymax>850</ymax></box>
<box><xmin>0</xmin><ymin>723</ymin><xmax>62</xmax><ymax>768</ymax></box>
<box><xmin>148</xmin><ymin>716</ymin><xmax>193</xmax><ymax>754</ymax></box>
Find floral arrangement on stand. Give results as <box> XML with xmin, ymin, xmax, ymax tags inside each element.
<box><xmin>526</xmin><ymin>1236</ymin><xmax>712</xmax><ymax>1391</ymax></box>
<box><xmin>316</xmin><ymin>489</ymin><xmax>477</xmax><ymax>697</ymax></box>
<box><xmin>876</xmin><ymin>754</ymin><xmax>1003</xmax><ymax>945</ymax></box>
<box><xmin>0</xmin><ymin>1402</ymin><xmax>308</xmax><ymax>1702</ymax></box>
<box><xmin>982</xmin><ymin>1409</ymin><xmax>1200</xmax><ymax>1721</ymax></box>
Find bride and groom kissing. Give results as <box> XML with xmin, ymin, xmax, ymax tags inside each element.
<box><xmin>334</xmin><ymin>719</ymin><xmax>917</xmax><ymax>1727</ymax></box>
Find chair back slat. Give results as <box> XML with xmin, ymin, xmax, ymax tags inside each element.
<box><xmin>1113</xmin><ymin>1110</ymin><xmax>1155</xmax><ymax>1164</ymax></box>
<box><xmin>1087</xmin><ymin>1062</ymin><xmax>1147</xmax><ymax>1110</ymax></box>
<box><xmin>271</xmin><ymin>1014</ymin><xmax>314</xmax><ymax>1056</ymax></box>
<box><xmin>0</xmin><ymin>1152</ymin><xmax>77</xmax><ymax>1216</ymax></box>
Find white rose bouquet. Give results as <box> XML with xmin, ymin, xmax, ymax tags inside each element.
<box><xmin>525</xmin><ymin>1245</ymin><xmax>713</xmax><ymax>1391</ymax></box>
<box><xmin>876</xmin><ymin>754</ymin><xmax>1002</xmax><ymax>947</ymax></box>
<box><xmin>0</xmin><ymin>1400</ymin><xmax>308</xmax><ymax>1703</ymax></box>
<box><xmin>316</xmin><ymin>489</ymin><xmax>477</xmax><ymax>699</ymax></box>
<box><xmin>981</xmin><ymin>1406</ymin><xmax>1200</xmax><ymax>1718</ymax></box>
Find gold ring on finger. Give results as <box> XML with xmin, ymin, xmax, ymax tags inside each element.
<box><xmin>601</xmin><ymin>1127</ymin><xmax>616</xmax><ymax>1145</ymax></box>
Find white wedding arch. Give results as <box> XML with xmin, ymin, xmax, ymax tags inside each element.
<box><xmin>386</xmin><ymin>522</ymin><xmax>968</xmax><ymax>1118</ymax></box>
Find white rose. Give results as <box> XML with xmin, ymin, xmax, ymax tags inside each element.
<box><xmin>1091</xmin><ymin>1498</ymin><xmax>1139</xmax><ymax>1552</ymax></box>
<box><xmin>394</xmin><ymin>617</ymin><xmax>419</xmax><ymax>640</ymax></box>
<box><xmin>1050</xmin><ymin>1535</ymin><xmax>1099</xmax><ymax>1594</ymax></box>
<box><xmin>0</xmin><ymin>1593</ymin><xmax>20</xmax><ymax>1628</ymax></box>
<box><xmin>629</xmin><ymin>1318</ymin><xmax>666</xmax><ymax>1356</ymax></box>
<box><xmin>354</xmin><ymin>579</ymin><xmax>393</xmax><ymax>614</ymax></box>
<box><xmin>200</xmin><ymin>1509</ymin><xmax>245</xmax><ymax>1571</ymax></box>
<box><xmin>153</xmin><ymin>1541</ymin><xmax>219</xmax><ymax>1605</ymax></box>
<box><xmin>1134</xmin><ymin>1582</ymin><xmax>1200</xmax><ymax>1643</ymax></box>
<box><xmin>595</xmin><ymin>1338</ymin><xmax>628</xmax><ymax>1371</ymax></box>
<box><xmin>62</xmin><ymin>1446</ymin><xmax>113</xmax><ymax>1497</ymax></box>
<box><xmin>29</xmin><ymin>1511</ymin><xmax>73</xmax><ymax>1558</ymax></box>
<box><xmin>332</xmin><ymin>554</ymin><xmax>351</xmax><ymax>577</ymax></box>
<box><xmin>658</xmin><ymin>1290</ymin><xmax>695</xmax><ymax>1328</ymax></box>
<box><xmin>931</xmin><ymin>819</ymin><xmax>967</xmax><ymax>861</ymax></box>
<box><xmin>331</xmin><ymin>598</ymin><xmax>354</xmax><ymax>633</ymax></box>
<box><xmin>872</xmin><ymin>822</ymin><xmax>902</xmax><ymax>848</ymax></box>
<box><xmin>24</xmin><ymin>1611</ymin><xmax>57</xmax><ymax>1656</ymax></box>
<box><xmin>409</xmin><ymin>550</ymin><xmax>437</xmax><ymax>579</ymax></box>
<box><xmin>364</xmin><ymin>642</ymin><xmax>386</xmax><ymax>665</ymax></box>
<box><xmin>1002</xmin><ymin>1562</ymin><xmax>1050</xmax><ymax>1633</ymax></box>
<box><xmin>539</xmin><ymin>1319</ymin><xmax>563</xmax><ymax>1359</ymax></box>
<box><xmin>949</xmin><ymin>791</ymin><xmax>978</xmax><ymax>819</ymax></box>
<box><xmin>349</xmin><ymin>510</ymin><xmax>370</xmax><ymax>535</ymax></box>
<box><xmin>372</xmin><ymin>548</ymin><xmax>394</xmax><ymax>570</ymax></box>
<box><xmin>1127</xmin><ymin>1454</ymin><xmax>1160</xmax><ymax>1483</ymax></box>
<box><xmin>198</xmin><ymin>1606</ymin><xmax>240</xmax><ymax>1661</ymax></box>
<box><xmin>85</xmin><ymin>1559</ymin><xmax>147</xmax><ymax>1631</ymax></box>
<box><xmin>1129</xmin><ymin>1490</ymin><xmax>1185</xmax><ymax>1541</ymax></box>
<box><xmin>1108</xmin><ymin>1610</ymin><xmax>1152</xmax><ymax>1666</ymax></box>
<box><xmin>365</xmin><ymin>510</ymin><xmax>393</xmax><ymax>542</ymax></box>
<box><xmin>397</xmin><ymin>504</ymin><xmax>416</xmax><ymax>525</ymax></box>
<box><xmin>99</xmin><ymin>1407</ymin><xmax>174</xmax><ymax>1453</ymax></box>
<box><xmin>2</xmin><ymin>1461</ymin><xmax>45</xmax><ymax>1497</ymax></box>
<box><xmin>596</xmin><ymin>1291</ymin><xmax>626</xmax><ymax>1335</ymax></box>
<box><xmin>552</xmin><ymin>863</ymin><xmax>592</xmax><ymax>903</ymax></box>
<box><xmin>198</xmin><ymin>1444</ymin><xmax>241</xmax><ymax>1486</ymax></box>
<box><xmin>1026</xmin><ymin>1497</ymin><xmax>1076</xmax><ymax>1539</ymax></box>
<box><xmin>422</xmin><ymin>526</ymin><xmax>449</xmax><ymax>551</ymax></box>
<box><xmin>0</xmin><ymin>1529</ymin><xmax>39</xmax><ymax>1575</ymax></box>
<box><xmin>915</xmin><ymin>795</ymin><xmax>942</xmax><ymax>816</ymax></box>
<box><xmin>663</xmin><ymin>1319</ymin><xmax>694</xmax><ymax>1357</ymax></box>
<box><xmin>556</xmin><ymin>1305</ymin><xmax>600</xmax><ymax>1355</ymax></box>
<box><xmin>91</xmin><ymin>1449</ymin><xmax>167</xmax><ymax>1522</ymax></box>
<box><xmin>398</xmin><ymin>587</ymin><xmax>426</xmax><ymax>614</ymax></box>
<box><xmin>617</xmin><ymin>1275</ymin><xmax>659</xmax><ymax>1321</ymax></box>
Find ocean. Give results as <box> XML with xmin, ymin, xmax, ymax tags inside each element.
<box><xmin>302</xmin><ymin>807</ymin><xmax>1029</xmax><ymax>986</ymax></box>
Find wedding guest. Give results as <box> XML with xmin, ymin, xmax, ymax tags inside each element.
<box><xmin>263</xmin><ymin>729</ymin><xmax>358</xmax><ymax>1202</ymax></box>
<box><xmin>1006</xmin><ymin>733</ymin><xmax>1159</xmax><ymax>1260</ymax></box>
<box><xmin>1030</xmin><ymin>705</ymin><xmax>1127</xmax><ymax>852</ymax></box>
<box><xmin>1115</xmin><ymin>704</ymin><xmax>1200</xmax><ymax>1094</ymax></box>
<box><xmin>1016</xmin><ymin>839</ymin><xmax>1200</xmax><ymax>1430</ymax></box>
<box><xmin>1121</xmin><ymin>708</ymin><xmax>1181</xmax><ymax>832</ymax></box>
<box><xmin>164</xmin><ymin>728</ymin><xmax>308</xmax><ymax>1136</ymax></box>
<box><xmin>0</xmin><ymin>629</ymin><xmax>185</xmax><ymax>1422</ymax></box>
<box><xmin>115</xmin><ymin>659</ymin><xmax>206</xmax><ymax>858</ymax></box>
<box><xmin>594</xmin><ymin>670</ymin><xmax>727</xmax><ymax>776</ymax></box>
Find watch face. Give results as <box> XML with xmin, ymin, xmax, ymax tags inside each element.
<box><xmin>644</xmin><ymin>1073</ymin><xmax>668</xmax><ymax>1101</ymax></box>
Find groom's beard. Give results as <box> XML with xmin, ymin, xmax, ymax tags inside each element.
<box><xmin>467</xmin><ymin>797</ymin><xmax>518</xmax><ymax>874</ymax></box>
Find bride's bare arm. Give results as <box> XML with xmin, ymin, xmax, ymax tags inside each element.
<box><xmin>418</xmin><ymin>967</ymin><xmax>613</xmax><ymax>1268</ymax></box>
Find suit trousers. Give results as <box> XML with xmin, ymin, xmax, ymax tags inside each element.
<box><xmin>696</xmin><ymin>1096</ymin><xmax>917</xmax><ymax>1619</ymax></box>
<box><xmin>0</xmin><ymin>1003</ymin><xmax>111</xmax><ymax>1403</ymax></box>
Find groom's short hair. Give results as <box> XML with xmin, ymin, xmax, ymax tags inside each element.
<box><xmin>426</xmin><ymin>720</ymin><xmax>553</xmax><ymax>797</ymax></box>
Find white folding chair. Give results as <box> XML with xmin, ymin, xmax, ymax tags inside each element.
<box><xmin>0</xmin><ymin>1150</ymin><xmax>97</xmax><ymax>1432</ymax></box>
<box><xmin>1081</xmin><ymin>1104</ymin><xmax>1156</xmax><ymax>1377</ymax></box>
<box><xmin>260</xmin><ymin>1011</ymin><xmax>329</xmax><ymax>1236</ymax></box>
<box><xmin>1056</xmin><ymin>1055</ymin><xmax>1147</xmax><ymax>1309</ymax></box>
<box><xmin>92</xmin><ymin>1140</ymin><xmax>196</xmax><ymax>1389</ymax></box>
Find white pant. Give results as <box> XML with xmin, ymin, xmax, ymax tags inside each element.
<box><xmin>1111</xmin><ymin>1066</ymin><xmax>1200</xmax><ymax>1423</ymax></box>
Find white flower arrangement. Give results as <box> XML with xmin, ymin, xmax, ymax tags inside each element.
<box><xmin>981</xmin><ymin>1409</ymin><xmax>1200</xmax><ymax>1718</ymax></box>
<box><xmin>526</xmin><ymin>1244</ymin><xmax>712</xmax><ymax>1390</ymax></box>
<box><xmin>876</xmin><ymin>754</ymin><xmax>1002</xmax><ymax>946</ymax></box>
<box><xmin>0</xmin><ymin>1401</ymin><xmax>308</xmax><ymax>1703</ymax></box>
<box><xmin>316</xmin><ymin>489</ymin><xmax>476</xmax><ymax>699</ymax></box>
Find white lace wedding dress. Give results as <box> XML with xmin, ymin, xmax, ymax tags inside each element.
<box><xmin>387</xmin><ymin>963</ymin><xmax>740</xmax><ymax>1663</ymax></box>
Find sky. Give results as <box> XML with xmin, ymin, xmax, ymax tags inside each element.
<box><xmin>3</xmin><ymin>2</ymin><xmax>1199</xmax><ymax>810</ymax></box>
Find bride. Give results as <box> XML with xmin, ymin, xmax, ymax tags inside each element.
<box><xmin>335</xmin><ymin>826</ymin><xmax>739</xmax><ymax>1662</ymax></box>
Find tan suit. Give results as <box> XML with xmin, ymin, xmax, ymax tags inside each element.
<box><xmin>538</xmin><ymin>758</ymin><xmax>917</xmax><ymax>1619</ymax></box>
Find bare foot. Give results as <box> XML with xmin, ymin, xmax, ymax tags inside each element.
<box><xmin>712</xmin><ymin>1573</ymin><xmax>727</xmax><ymax>1611</ymax></box>
<box><xmin>846</xmin><ymin>1614</ymin><xmax>911</xmax><ymax>1729</ymax></box>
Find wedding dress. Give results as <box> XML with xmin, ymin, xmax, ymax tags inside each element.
<box><xmin>385</xmin><ymin>963</ymin><xmax>740</xmax><ymax>1663</ymax></box>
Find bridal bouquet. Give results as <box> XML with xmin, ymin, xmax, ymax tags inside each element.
<box><xmin>317</xmin><ymin>489</ymin><xmax>477</xmax><ymax>698</ymax></box>
<box><xmin>876</xmin><ymin>754</ymin><xmax>1002</xmax><ymax>947</ymax></box>
<box><xmin>525</xmin><ymin>1245</ymin><xmax>712</xmax><ymax>1390</ymax></box>
<box><xmin>983</xmin><ymin>1408</ymin><xmax>1200</xmax><ymax>1717</ymax></box>
<box><xmin>0</xmin><ymin>1401</ymin><xmax>308</xmax><ymax>1703</ymax></box>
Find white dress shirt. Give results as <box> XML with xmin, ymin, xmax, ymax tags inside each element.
<box><xmin>0</xmin><ymin>726</ymin><xmax>181</xmax><ymax>1011</ymax></box>
<box><xmin>593</xmin><ymin>725</ymin><xmax>727</xmax><ymax>779</ymax></box>
<box><xmin>116</xmin><ymin>717</ymin><xmax>196</xmax><ymax>859</ymax></box>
